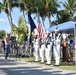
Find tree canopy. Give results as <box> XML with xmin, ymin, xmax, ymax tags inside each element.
<box><xmin>0</xmin><ymin>0</ymin><xmax>76</xmax><ymax>43</ymax></box>
<box><xmin>0</xmin><ymin>30</ymin><xmax>6</xmax><ymax>39</ymax></box>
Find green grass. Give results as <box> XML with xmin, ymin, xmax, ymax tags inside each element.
<box><xmin>17</xmin><ymin>56</ymin><xmax>76</xmax><ymax>71</ymax></box>
<box><xmin>10</xmin><ymin>52</ymin><xmax>76</xmax><ymax>71</ymax></box>
<box><xmin>58</xmin><ymin>63</ymin><xmax>76</xmax><ymax>71</ymax></box>
<box><xmin>74</xmin><ymin>50</ymin><xmax>76</xmax><ymax>57</ymax></box>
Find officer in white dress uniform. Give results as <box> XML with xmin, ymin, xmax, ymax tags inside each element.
<box><xmin>53</xmin><ymin>30</ymin><xmax>61</xmax><ymax>66</ymax></box>
<box><xmin>33</xmin><ymin>35</ymin><xmax>39</xmax><ymax>61</ymax></box>
<box><xmin>39</xmin><ymin>38</ymin><xmax>45</xmax><ymax>63</ymax></box>
<box><xmin>45</xmin><ymin>31</ymin><xmax>53</xmax><ymax>65</ymax></box>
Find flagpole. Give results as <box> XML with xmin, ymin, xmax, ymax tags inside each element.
<box><xmin>74</xmin><ymin>24</ymin><xmax>76</xmax><ymax>66</ymax></box>
<box><xmin>36</xmin><ymin>7</ymin><xmax>46</xmax><ymax>37</ymax></box>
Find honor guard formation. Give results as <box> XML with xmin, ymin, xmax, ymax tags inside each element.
<box><xmin>33</xmin><ymin>29</ymin><xmax>75</xmax><ymax>66</ymax></box>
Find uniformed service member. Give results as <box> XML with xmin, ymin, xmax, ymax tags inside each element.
<box><xmin>39</xmin><ymin>38</ymin><xmax>45</xmax><ymax>63</ymax></box>
<box><xmin>45</xmin><ymin>31</ymin><xmax>53</xmax><ymax>65</ymax></box>
<box><xmin>33</xmin><ymin>34</ymin><xmax>39</xmax><ymax>62</ymax></box>
<box><xmin>53</xmin><ymin>30</ymin><xmax>61</xmax><ymax>66</ymax></box>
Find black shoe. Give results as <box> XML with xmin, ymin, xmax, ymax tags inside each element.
<box><xmin>45</xmin><ymin>63</ymin><xmax>51</xmax><ymax>65</ymax></box>
<box><xmin>54</xmin><ymin>64</ymin><xmax>60</xmax><ymax>66</ymax></box>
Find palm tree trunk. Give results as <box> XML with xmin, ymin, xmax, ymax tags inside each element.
<box><xmin>7</xmin><ymin>14</ymin><xmax>11</xmax><ymax>26</ymax></box>
<box><xmin>23</xmin><ymin>10</ymin><xmax>25</xmax><ymax>18</ymax></box>
<box><xmin>7</xmin><ymin>0</ymin><xmax>13</xmax><ymax>33</ymax></box>
<box><xmin>10</xmin><ymin>12</ymin><xmax>13</xmax><ymax>32</ymax></box>
<box><xmin>7</xmin><ymin>13</ymin><xmax>13</xmax><ymax>34</ymax></box>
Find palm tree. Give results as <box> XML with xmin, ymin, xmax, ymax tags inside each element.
<box><xmin>25</xmin><ymin>0</ymin><xmax>60</xmax><ymax>28</ymax></box>
<box><xmin>52</xmin><ymin>0</ymin><xmax>76</xmax><ymax>25</ymax></box>
<box><xmin>61</xmin><ymin>0</ymin><xmax>76</xmax><ymax>20</ymax></box>
<box><xmin>45</xmin><ymin>0</ymin><xmax>60</xmax><ymax>27</ymax></box>
<box><xmin>52</xmin><ymin>10</ymin><xmax>70</xmax><ymax>25</ymax></box>
<box><xmin>0</xmin><ymin>0</ymin><xmax>11</xmax><ymax>27</ymax></box>
<box><xmin>13</xmin><ymin>17</ymin><xmax>28</xmax><ymax>43</ymax></box>
<box><xmin>32</xmin><ymin>0</ymin><xmax>60</xmax><ymax>27</ymax></box>
<box><xmin>0</xmin><ymin>0</ymin><xmax>18</xmax><ymax>32</ymax></box>
<box><xmin>13</xmin><ymin>0</ymin><xmax>34</xmax><ymax>18</ymax></box>
<box><xmin>15</xmin><ymin>0</ymin><xmax>27</xmax><ymax>18</ymax></box>
<box><xmin>0</xmin><ymin>0</ymin><xmax>60</xmax><ymax>31</ymax></box>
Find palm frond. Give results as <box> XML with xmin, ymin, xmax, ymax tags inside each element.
<box><xmin>11</xmin><ymin>3</ymin><xmax>19</xmax><ymax>8</ymax></box>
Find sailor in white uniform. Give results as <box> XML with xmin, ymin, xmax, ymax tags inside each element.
<box><xmin>33</xmin><ymin>35</ymin><xmax>39</xmax><ymax>62</ymax></box>
<box><xmin>45</xmin><ymin>31</ymin><xmax>53</xmax><ymax>65</ymax></box>
<box><xmin>39</xmin><ymin>38</ymin><xmax>45</xmax><ymax>63</ymax></box>
<box><xmin>53</xmin><ymin>30</ymin><xmax>61</xmax><ymax>66</ymax></box>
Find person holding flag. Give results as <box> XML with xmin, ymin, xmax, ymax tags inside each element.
<box><xmin>33</xmin><ymin>34</ymin><xmax>39</xmax><ymax>62</ymax></box>
<box><xmin>37</xmin><ymin>14</ymin><xmax>45</xmax><ymax>63</ymax></box>
<box><xmin>28</xmin><ymin>12</ymin><xmax>40</xmax><ymax>61</ymax></box>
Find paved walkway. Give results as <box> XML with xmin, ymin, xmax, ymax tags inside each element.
<box><xmin>0</xmin><ymin>55</ymin><xmax>76</xmax><ymax>75</ymax></box>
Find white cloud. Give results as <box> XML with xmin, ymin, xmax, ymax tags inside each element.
<box><xmin>0</xmin><ymin>18</ymin><xmax>8</xmax><ymax>22</ymax></box>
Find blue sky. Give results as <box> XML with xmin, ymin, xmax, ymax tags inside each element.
<box><xmin>0</xmin><ymin>0</ymin><xmax>66</xmax><ymax>33</ymax></box>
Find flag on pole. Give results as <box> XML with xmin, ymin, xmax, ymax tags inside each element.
<box><xmin>28</xmin><ymin>12</ymin><xmax>36</xmax><ymax>33</ymax></box>
<box><xmin>27</xmin><ymin>12</ymin><xmax>36</xmax><ymax>44</ymax></box>
<box><xmin>37</xmin><ymin>14</ymin><xmax>45</xmax><ymax>39</ymax></box>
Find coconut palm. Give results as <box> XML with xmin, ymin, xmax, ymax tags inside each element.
<box><xmin>52</xmin><ymin>10</ymin><xmax>70</xmax><ymax>25</ymax></box>
<box><xmin>13</xmin><ymin>0</ymin><xmax>34</xmax><ymax>18</ymax></box>
<box><xmin>36</xmin><ymin>0</ymin><xmax>60</xmax><ymax>27</ymax></box>
<box><xmin>61</xmin><ymin>0</ymin><xmax>76</xmax><ymax>20</ymax></box>
<box><xmin>0</xmin><ymin>0</ymin><xmax>11</xmax><ymax>27</ymax></box>
<box><xmin>26</xmin><ymin>0</ymin><xmax>60</xmax><ymax>27</ymax></box>
<box><xmin>13</xmin><ymin>0</ymin><xmax>60</xmax><ymax>27</ymax></box>
<box><xmin>45</xmin><ymin>0</ymin><xmax>60</xmax><ymax>26</ymax></box>
<box><xmin>0</xmin><ymin>0</ymin><xmax>18</xmax><ymax>32</ymax></box>
<box><xmin>13</xmin><ymin>17</ymin><xmax>28</xmax><ymax>43</ymax></box>
<box><xmin>14</xmin><ymin>0</ymin><xmax>27</xmax><ymax>18</ymax></box>
<box><xmin>52</xmin><ymin>0</ymin><xmax>76</xmax><ymax>25</ymax></box>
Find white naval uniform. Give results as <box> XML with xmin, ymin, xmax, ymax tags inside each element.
<box><xmin>45</xmin><ymin>37</ymin><xmax>52</xmax><ymax>64</ymax></box>
<box><xmin>39</xmin><ymin>39</ymin><xmax>45</xmax><ymax>63</ymax></box>
<box><xmin>33</xmin><ymin>38</ymin><xmax>39</xmax><ymax>61</ymax></box>
<box><xmin>53</xmin><ymin>34</ymin><xmax>61</xmax><ymax>65</ymax></box>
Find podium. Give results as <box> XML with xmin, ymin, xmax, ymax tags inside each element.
<box><xmin>61</xmin><ymin>42</ymin><xmax>69</xmax><ymax>62</ymax></box>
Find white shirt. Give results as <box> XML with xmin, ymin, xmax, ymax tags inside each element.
<box><xmin>34</xmin><ymin>38</ymin><xmax>39</xmax><ymax>45</ymax></box>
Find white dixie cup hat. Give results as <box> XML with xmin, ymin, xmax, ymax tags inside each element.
<box><xmin>55</xmin><ymin>29</ymin><xmax>59</xmax><ymax>32</ymax></box>
<box><xmin>46</xmin><ymin>30</ymin><xmax>50</xmax><ymax>33</ymax></box>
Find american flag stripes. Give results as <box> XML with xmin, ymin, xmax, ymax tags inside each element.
<box><xmin>37</xmin><ymin>15</ymin><xmax>45</xmax><ymax>39</ymax></box>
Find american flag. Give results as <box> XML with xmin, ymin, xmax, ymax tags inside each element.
<box><xmin>37</xmin><ymin>15</ymin><xmax>45</xmax><ymax>39</ymax></box>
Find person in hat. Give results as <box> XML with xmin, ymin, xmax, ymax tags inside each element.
<box><xmin>39</xmin><ymin>37</ymin><xmax>45</xmax><ymax>64</ymax></box>
<box><xmin>45</xmin><ymin>30</ymin><xmax>53</xmax><ymax>65</ymax></box>
<box><xmin>33</xmin><ymin>34</ymin><xmax>39</xmax><ymax>62</ymax></box>
<box><xmin>53</xmin><ymin>29</ymin><xmax>61</xmax><ymax>66</ymax></box>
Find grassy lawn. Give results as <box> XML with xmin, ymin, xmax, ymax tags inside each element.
<box><xmin>10</xmin><ymin>49</ymin><xmax>76</xmax><ymax>71</ymax></box>
<box><xmin>14</xmin><ymin>55</ymin><xmax>76</xmax><ymax>71</ymax></box>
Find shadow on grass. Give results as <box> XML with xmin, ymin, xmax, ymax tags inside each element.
<box><xmin>11</xmin><ymin>55</ymin><xmax>76</xmax><ymax>71</ymax></box>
